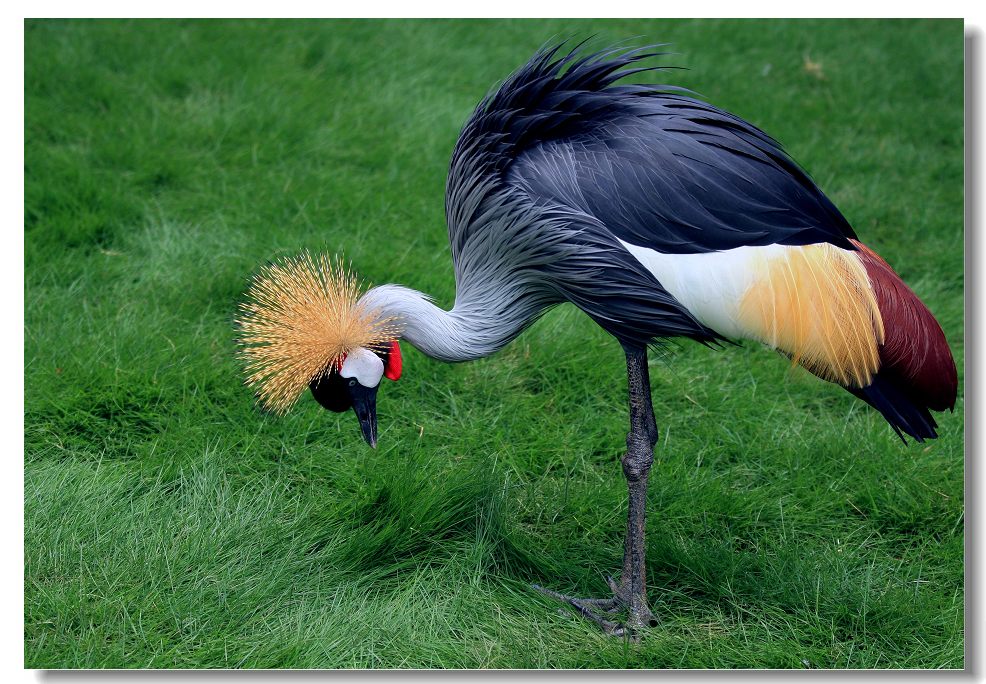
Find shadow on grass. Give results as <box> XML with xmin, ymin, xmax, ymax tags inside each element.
<box><xmin>303</xmin><ymin>463</ymin><xmax>557</xmax><ymax>583</ymax></box>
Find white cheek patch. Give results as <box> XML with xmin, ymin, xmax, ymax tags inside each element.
<box><xmin>339</xmin><ymin>347</ymin><xmax>385</xmax><ymax>388</ymax></box>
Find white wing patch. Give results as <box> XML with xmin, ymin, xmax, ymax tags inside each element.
<box><xmin>339</xmin><ymin>347</ymin><xmax>385</xmax><ymax>388</ymax></box>
<box><xmin>619</xmin><ymin>239</ymin><xmax>782</xmax><ymax>338</ymax></box>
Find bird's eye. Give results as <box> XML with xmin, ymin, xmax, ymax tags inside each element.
<box><xmin>348</xmin><ymin>379</ymin><xmax>357</xmax><ymax>387</ymax></box>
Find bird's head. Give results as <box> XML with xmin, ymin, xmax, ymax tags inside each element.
<box><xmin>235</xmin><ymin>252</ymin><xmax>403</xmax><ymax>448</ymax></box>
<box><xmin>308</xmin><ymin>342</ymin><xmax>402</xmax><ymax>448</ymax></box>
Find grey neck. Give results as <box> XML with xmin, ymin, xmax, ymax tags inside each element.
<box><xmin>359</xmin><ymin>284</ymin><xmax>545</xmax><ymax>363</ymax></box>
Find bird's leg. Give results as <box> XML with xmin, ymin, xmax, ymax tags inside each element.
<box><xmin>613</xmin><ymin>343</ymin><xmax>658</xmax><ymax>630</ymax></box>
<box><xmin>532</xmin><ymin>343</ymin><xmax>658</xmax><ymax>636</ymax></box>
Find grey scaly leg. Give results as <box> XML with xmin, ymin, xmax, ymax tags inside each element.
<box><xmin>533</xmin><ymin>343</ymin><xmax>658</xmax><ymax>635</ymax></box>
<box><xmin>616</xmin><ymin>342</ymin><xmax>658</xmax><ymax>630</ymax></box>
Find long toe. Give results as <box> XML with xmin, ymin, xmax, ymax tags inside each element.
<box><xmin>532</xmin><ymin>583</ymin><xmax>653</xmax><ymax>638</ymax></box>
<box><xmin>567</xmin><ymin>598</ymin><xmax>626</xmax><ymax>636</ymax></box>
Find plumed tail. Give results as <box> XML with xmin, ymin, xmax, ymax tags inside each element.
<box><xmin>850</xmin><ymin>240</ymin><xmax>957</xmax><ymax>442</ymax></box>
<box><xmin>847</xmin><ymin>372</ymin><xmax>940</xmax><ymax>441</ymax></box>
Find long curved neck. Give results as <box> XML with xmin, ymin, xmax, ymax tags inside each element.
<box><xmin>359</xmin><ymin>284</ymin><xmax>544</xmax><ymax>363</ymax></box>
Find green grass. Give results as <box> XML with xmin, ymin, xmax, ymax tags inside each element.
<box><xmin>24</xmin><ymin>19</ymin><xmax>964</xmax><ymax>669</ymax></box>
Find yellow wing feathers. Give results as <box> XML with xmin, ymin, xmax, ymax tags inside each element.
<box><xmin>738</xmin><ymin>244</ymin><xmax>884</xmax><ymax>388</ymax></box>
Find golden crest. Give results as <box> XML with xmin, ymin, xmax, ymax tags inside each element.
<box><xmin>235</xmin><ymin>252</ymin><xmax>401</xmax><ymax>413</ymax></box>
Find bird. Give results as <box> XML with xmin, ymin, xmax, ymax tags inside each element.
<box><xmin>235</xmin><ymin>43</ymin><xmax>958</xmax><ymax>637</ymax></box>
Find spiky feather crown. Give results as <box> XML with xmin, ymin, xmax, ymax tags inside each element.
<box><xmin>235</xmin><ymin>252</ymin><xmax>401</xmax><ymax>413</ymax></box>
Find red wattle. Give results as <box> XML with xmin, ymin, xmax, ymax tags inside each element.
<box><xmin>384</xmin><ymin>340</ymin><xmax>402</xmax><ymax>381</ymax></box>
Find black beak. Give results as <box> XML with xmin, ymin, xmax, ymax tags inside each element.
<box><xmin>348</xmin><ymin>383</ymin><xmax>379</xmax><ymax>448</ymax></box>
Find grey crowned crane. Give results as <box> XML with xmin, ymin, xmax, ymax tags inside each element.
<box><xmin>236</xmin><ymin>44</ymin><xmax>958</xmax><ymax>636</ymax></box>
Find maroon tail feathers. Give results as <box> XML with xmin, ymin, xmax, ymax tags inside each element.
<box><xmin>848</xmin><ymin>240</ymin><xmax>957</xmax><ymax>441</ymax></box>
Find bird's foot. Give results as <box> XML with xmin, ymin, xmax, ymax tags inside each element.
<box><xmin>532</xmin><ymin>576</ymin><xmax>658</xmax><ymax>639</ymax></box>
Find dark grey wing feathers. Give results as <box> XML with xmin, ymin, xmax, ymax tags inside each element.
<box><xmin>507</xmin><ymin>97</ymin><xmax>858</xmax><ymax>254</ymax></box>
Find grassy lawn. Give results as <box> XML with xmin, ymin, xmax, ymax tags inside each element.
<box><xmin>24</xmin><ymin>19</ymin><xmax>964</xmax><ymax>668</ymax></box>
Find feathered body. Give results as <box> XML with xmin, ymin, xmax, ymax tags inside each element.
<box><xmin>238</xmin><ymin>44</ymin><xmax>956</xmax><ymax>441</ymax></box>
<box><xmin>360</xmin><ymin>44</ymin><xmax>956</xmax><ymax>440</ymax></box>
